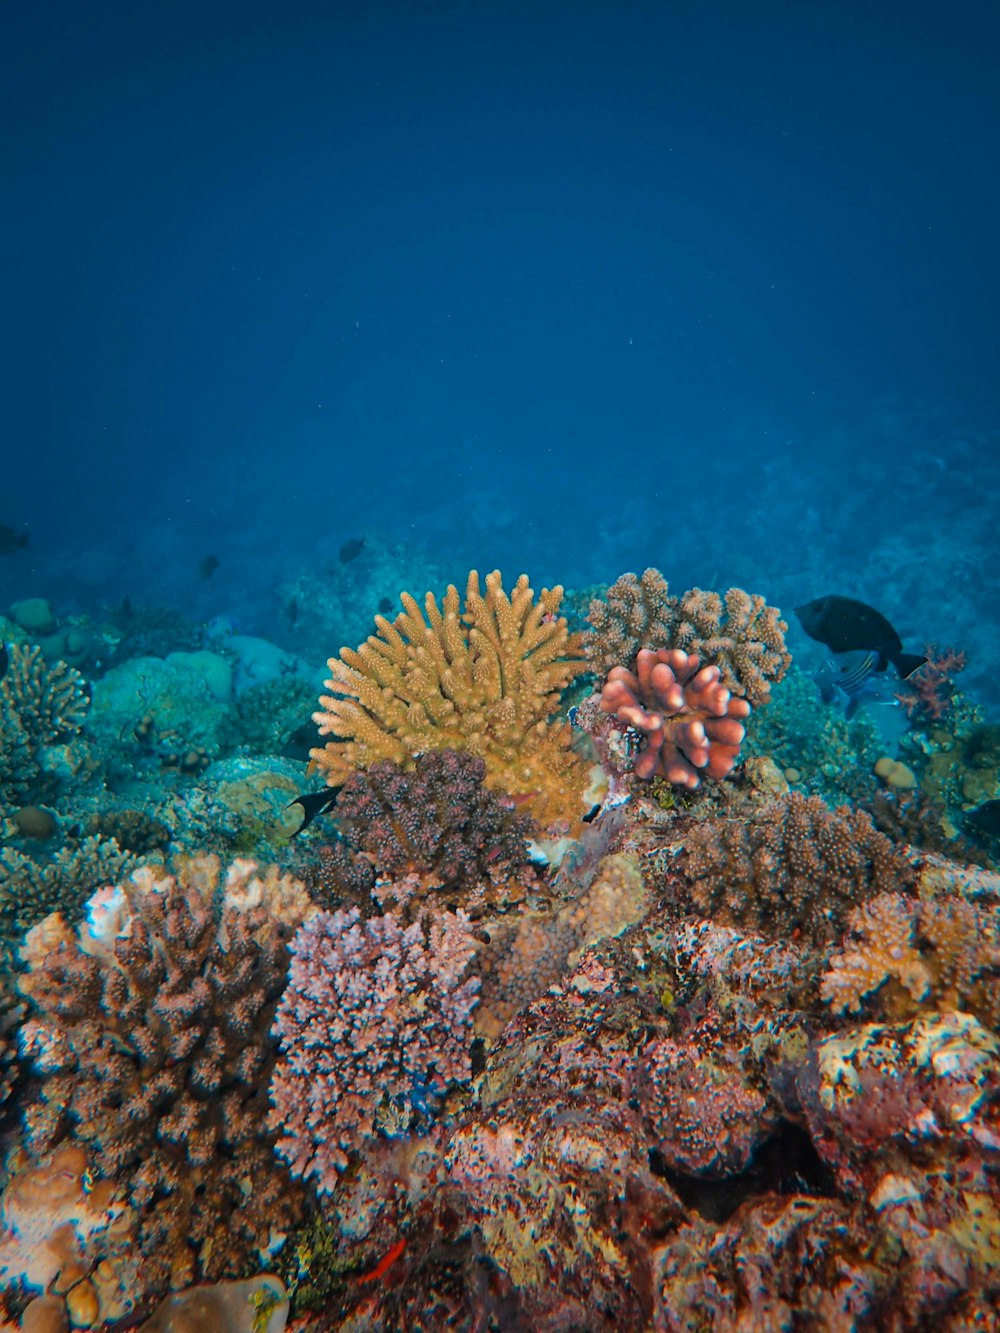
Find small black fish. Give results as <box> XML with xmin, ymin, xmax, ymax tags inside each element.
<box><xmin>287</xmin><ymin>596</ymin><xmax>299</xmax><ymax>628</ymax></box>
<box><xmin>0</xmin><ymin>524</ymin><xmax>29</xmax><ymax>556</ymax></box>
<box><xmin>0</xmin><ymin>641</ymin><xmax>8</xmax><ymax>681</ymax></box>
<box><xmin>377</xmin><ymin>596</ymin><xmax>393</xmax><ymax>614</ymax></box>
<box><xmin>795</xmin><ymin>595</ymin><xmax>926</xmax><ymax>679</ymax></box>
<box><xmin>339</xmin><ymin>536</ymin><xmax>365</xmax><ymax>563</ymax></box>
<box><xmin>963</xmin><ymin>799</ymin><xmax>1000</xmax><ymax>843</ymax></box>
<box><xmin>280</xmin><ymin>718</ymin><xmax>324</xmax><ymax>763</ymax></box>
<box><xmin>287</xmin><ymin>787</ymin><xmax>340</xmax><ymax>836</ymax></box>
<box><xmin>198</xmin><ymin>554</ymin><xmax>220</xmax><ymax>581</ymax></box>
<box><xmin>120</xmin><ymin>594</ymin><xmax>134</xmax><ymax>619</ymax></box>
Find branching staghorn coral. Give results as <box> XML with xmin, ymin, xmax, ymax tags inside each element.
<box><xmin>584</xmin><ymin>569</ymin><xmax>677</xmax><ymax>679</ymax></box>
<box><xmin>0</xmin><ymin>643</ymin><xmax>89</xmax><ymax>744</ymax></box>
<box><xmin>16</xmin><ymin>855</ymin><xmax>312</xmax><ymax>1302</ymax></box>
<box><xmin>311</xmin><ymin>570</ymin><xmax>590</xmax><ymax>829</ymax></box>
<box><xmin>821</xmin><ymin>889</ymin><xmax>1000</xmax><ymax>1025</ymax></box>
<box><xmin>671</xmin><ymin>587</ymin><xmax>791</xmax><ymax>707</ymax></box>
<box><xmin>585</xmin><ymin>569</ymin><xmax>790</xmax><ymax>706</ymax></box>
<box><xmin>679</xmin><ymin>794</ymin><xmax>914</xmax><ymax>943</ymax></box>
<box><xmin>0</xmin><ymin>644</ymin><xmax>90</xmax><ymax>817</ymax></box>
<box><xmin>269</xmin><ymin>906</ymin><xmax>480</xmax><ymax>1194</ymax></box>
<box><xmin>0</xmin><ymin>835</ymin><xmax>138</xmax><ymax>942</ymax></box>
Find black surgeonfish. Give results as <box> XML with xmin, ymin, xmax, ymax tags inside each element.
<box><xmin>286</xmin><ymin>787</ymin><xmax>340</xmax><ymax>836</ymax></box>
<box><xmin>794</xmin><ymin>595</ymin><xmax>926</xmax><ymax>679</ymax></box>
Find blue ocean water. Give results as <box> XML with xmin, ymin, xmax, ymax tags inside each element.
<box><xmin>2</xmin><ymin>0</ymin><xmax>997</xmax><ymax>698</ymax></box>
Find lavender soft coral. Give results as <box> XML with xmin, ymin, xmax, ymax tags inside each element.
<box><xmin>600</xmin><ymin>647</ymin><xmax>751</xmax><ymax>786</ymax></box>
<box><xmin>269</xmin><ymin>907</ymin><xmax>480</xmax><ymax>1194</ymax></box>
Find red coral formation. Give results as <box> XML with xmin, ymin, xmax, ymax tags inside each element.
<box><xmin>896</xmin><ymin>643</ymin><xmax>967</xmax><ymax>723</ymax></box>
<box><xmin>269</xmin><ymin>907</ymin><xmax>480</xmax><ymax>1195</ymax></box>
<box><xmin>600</xmin><ymin>647</ymin><xmax>751</xmax><ymax>787</ymax></box>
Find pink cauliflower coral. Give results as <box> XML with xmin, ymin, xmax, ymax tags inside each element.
<box><xmin>600</xmin><ymin>648</ymin><xmax>751</xmax><ymax>786</ymax></box>
<box><xmin>269</xmin><ymin>907</ymin><xmax>480</xmax><ymax>1194</ymax></box>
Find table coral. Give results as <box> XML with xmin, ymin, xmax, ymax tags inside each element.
<box><xmin>679</xmin><ymin>793</ymin><xmax>915</xmax><ymax>942</ymax></box>
<box><xmin>14</xmin><ymin>856</ymin><xmax>310</xmax><ymax>1305</ymax></box>
<box><xmin>600</xmin><ymin>647</ymin><xmax>752</xmax><ymax>787</ymax></box>
<box><xmin>310</xmin><ymin>570</ymin><xmax>590</xmax><ymax>830</ymax></box>
<box><xmin>269</xmin><ymin>906</ymin><xmax>480</xmax><ymax>1194</ymax></box>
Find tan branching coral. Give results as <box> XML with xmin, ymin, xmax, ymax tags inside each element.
<box><xmin>0</xmin><ymin>835</ymin><xmax>137</xmax><ymax>940</ymax></box>
<box><xmin>15</xmin><ymin>856</ymin><xmax>312</xmax><ymax>1303</ymax></box>
<box><xmin>311</xmin><ymin>570</ymin><xmax>590</xmax><ymax>829</ymax></box>
<box><xmin>584</xmin><ymin>569</ymin><xmax>676</xmax><ymax>678</ymax></box>
<box><xmin>584</xmin><ymin>569</ymin><xmax>790</xmax><ymax>706</ymax></box>
<box><xmin>671</xmin><ymin>588</ymin><xmax>791</xmax><ymax>707</ymax></box>
<box><xmin>821</xmin><ymin>890</ymin><xmax>1000</xmax><ymax>1024</ymax></box>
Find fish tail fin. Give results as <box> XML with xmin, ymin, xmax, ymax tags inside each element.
<box><xmin>894</xmin><ymin>652</ymin><xmax>927</xmax><ymax>680</ymax></box>
<box><xmin>844</xmin><ymin>696</ymin><xmax>861</xmax><ymax>720</ymax></box>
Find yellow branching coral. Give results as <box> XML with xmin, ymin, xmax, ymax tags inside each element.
<box><xmin>311</xmin><ymin>570</ymin><xmax>590</xmax><ymax>829</ymax></box>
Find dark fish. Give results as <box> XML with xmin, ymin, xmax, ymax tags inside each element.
<box><xmin>377</xmin><ymin>596</ymin><xmax>393</xmax><ymax>614</ymax></box>
<box><xmin>280</xmin><ymin>719</ymin><xmax>323</xmax><ymax>763</ymax></box>
<box><xmin>120</xmin><ymin>594</ymin><xmax>134</xmax><ymax>619</ymax></box>
<box><xmin>0</xmin><ymin>524</ymin><xmax>29</xmax><ymax>555</ymax></box>
<box><xmin>287</xmin><ymin>596</ymin><xmax>299</xmax><ymax>628</ymax></box>
<box><xmin>198</xmin><ymin>554</ymin><xmax>220</xmax><ymax>581</ymax></box>
<box><xmin>963</xmin><ymin>799</ymin><xmax>1000</xmax><ymax>843</ymax></box>
<box><xmin>287</xmin><ymin>787</ymin><xmax>340</xmax><ymax>836</ymax></box>
<box><xmin>339</xmin><ymin>536</ymin><xmax>365</xmax><ymax>563</ymax></box>
<box><xmin>795</xmin><ymin>595</ymin><xmax>926</xmax><ymax>679</ymax></box>
<box><xmin>0</xmin><ymin>641</ymin><xmax>8</xmax><ymax>681</ymax></box>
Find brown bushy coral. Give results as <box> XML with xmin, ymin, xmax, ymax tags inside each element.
<box><xmin>331</xmin><ymin>749</ymin><xmax>535</xmax><ymax>899</ymax></box>
<box><xmin>679</xmin><ymin>794</ymin><xmax>914</xmax><ymax>943</ymax></box>
<box><xmin>15</xmin><ymin>856</ymin><xmax>312</xmax><ymax>1301</ymax></box>
<box><xmin>311</xmin><ymin>570</ymin><xmax>590</xmax><ymax>829</ymax></box>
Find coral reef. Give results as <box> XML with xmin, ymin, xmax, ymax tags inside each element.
<box><xmin>269</xmin><ymin>906</ymin><xmax>480</xmax><ymax>1194</ymax></box>
<box><xmin>585</xmin><ymin>569</ymin><xmax>790</xmax><ymax>706</ymax></box>
<box><xmin>13</xmin><ymin>857</ymin><xmax>311</xmax><ymax>1306</ymax></box>
<box><xmin>310</xmin><ymin>570</ymin><xmax>590</xmax><ymax>828</ymax></box>
<box><xmin>679</xmin><ymin>793</ymin><xmax>915</xmax><ymax>942</ymax></box>
<box><xmin>600</xmin><ymin>647</ymin><xmax>752</xmax><ymax>787</ymax></box>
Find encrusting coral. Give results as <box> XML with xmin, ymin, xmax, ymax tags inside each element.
<box><xmin>600</xmin><ymin>647</ymin><xmax>752</xmax><ymax>787</ymax></box>
<box><xmin>585</xmin><ymin>569</ymin><xmax>790</xmax><ymax>706</ymax></box>
<box><xmin>14</xmin><ymin>856</ymin><xmax>312</xmax><ymax>1306</ymax></box>
<box><xmin>679</xmin><ymin>793</ymin><xmax>914</xmax><ymax>942</ymax></box>
<box><xmin>269</xmin><ymin>906</ymin><xmax>480</xmax><ymax>1194</ymax></box>
<box><xmin>311</xmin><ymin>570</ymin><xmax>590</xmax><ymax>829</ymax></box>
